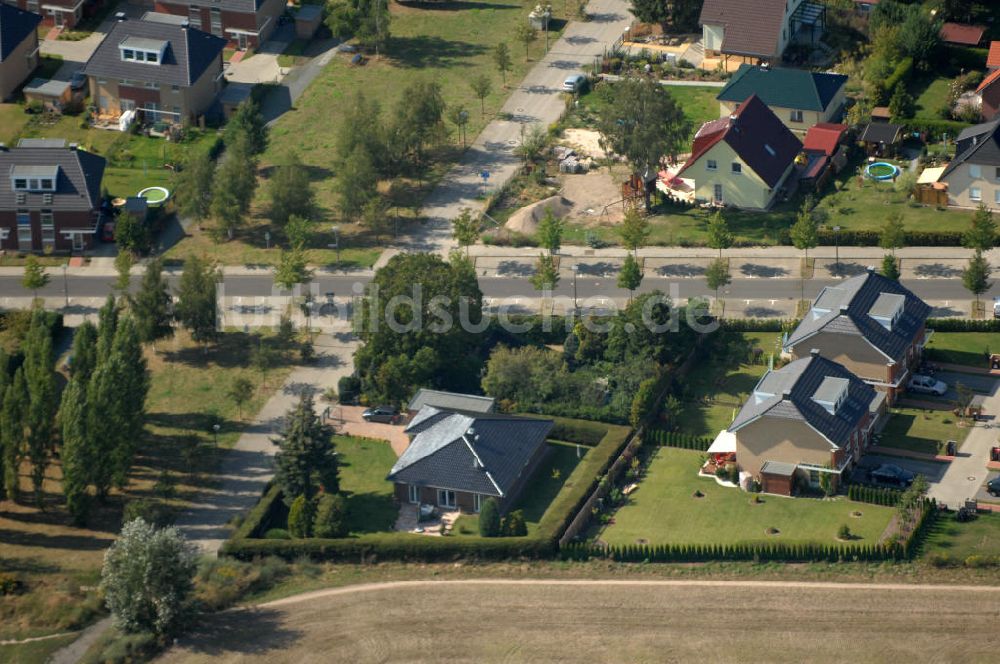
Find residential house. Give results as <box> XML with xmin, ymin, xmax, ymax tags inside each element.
<box><xmin>715</xmin><ymin>64</ymin><xmax>847</xmax><ymax>134</ymax></box>
<box><xmin>939</xmin><ymin>118</ymin><xmax>1000</xmax><ymax>207</ymax></box>
<box><xmin>1</xmin><ymin>0</ymin><xmax>96</xmax><ymax>29</ymax></box>
<box><xmin>988</xmin><ymin>41</ymin><xmax>1000</xmax><ymax>71</ymax></box>
<box><xmin>677</xmin><ymin>94</ymin><xmax>802</xmax><ymax>210</ymax></box>
<box><xmin>406</xmin><ymin>389</ymin><xmax>496</xmax><ymax>418</ymax></box>
<box><xmin>148</xmin><ymin>0</ymin><xmax>284</xmax><ymax>50</ymax></box>
<box><xmin>699</xmin><ymin>0</ymin><xmax>825</xmax><ymax>65</ymax></box>
<box><xmin>724</xmin><ymin>351</ymin><xmax>880</xmax><ymax>496</ymax></box>
<box><xmin>82</xmin><ymin>15</ymin><xmax>226</xmax><ymax>126</ymax></box>
<box><xmin>975</xmin><ymin>69</ymin><xmax>1000</xmax><ymax>122</ymax></box>
<box><xmin>783</xmin><ymin>269</ymin><xmax>931</xmax><ymax>405</ymax></box>
<box><xmin>0</xmin><ymin>140</ymin><xmax>106</xmax><ymax>253</ymax></box>
<box><xmin>0</xmin><ymin>3</ymin><xmax>40</xmax><ymax>101</ymax></box>
<box><xmin>939</xmin><ymin>22</ymin><xmax>985</xmax><ymax>47</ymax></box>
<box><xmin>387</xmin><ymin>406</ymin><xmax>553</xmax><ymax>513</ymax></box>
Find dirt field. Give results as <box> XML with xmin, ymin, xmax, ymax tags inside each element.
<box><xmin>158</xmin><ymin>579</ymin><xmax>1000</xmax><ymax>663</ymax></box>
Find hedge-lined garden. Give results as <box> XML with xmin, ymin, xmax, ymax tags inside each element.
<box><xmin>847</xmin><ymin>484</ymin><xmax>903</xmax><ymax>506</ymax></box>
<box><xmin>647</xmin><ymin>429</ymin><xmax>712</xmax><ymax>451</ymax></box>
<box><xmin>221</xmin><ymin>418</ymin><xmax>632</xmax><ymax>562</ymax></box>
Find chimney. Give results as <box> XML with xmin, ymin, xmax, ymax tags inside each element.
<box><xmin>115</xmin><ymin>11</ymin><xmax>126</xmax><ymax>21</ymax></box>
<box><xmin>866</xmin><ymin>265</ymin><xmax>875</xmax><ymax>273</ymax></box>
<box><xmin>68</xmin><ymin>142</ymin><xmax>78</xmax><ymax>151</ymax></box>
<box><xmin>782</xmin><ymin>390</ymin><xmax>792</xmax><ymax>400</ymax></box>
<box><xmin>810</xmin><ymin>348</ymin><xmax>820</xmax><ymax>357</ymax></box>
<box><xmin>181</xmin><ymin>19</ymin><xmax>189</xmax><ymax>29</ymax></box>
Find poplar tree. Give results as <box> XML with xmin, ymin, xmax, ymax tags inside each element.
<box><xmin>96</xmin><ymin>295</ymin><xmax>119</xmax><ymax>363</ymax></box>
<box><xmin>1</xmin><ymin>370</ymin><xmax>27</xmax><ymax>500</ymax></box>
<box><xmin>59</xmin><ymin>377</ymin><xmax>90</xmax><ymax>525</ymax></box>
<box><xmin>133</xmin><ymin>258</ymin><xmax>174</xmax><ymax>350</ymax></box>
<box><xmin>70</xmin><ymin>321</ymin><xmax>98</xmax><ymax>382</ymax></box>
<box><xmin>23</xmin><ymin>312</ymin><xmax>56</xmax><ymax>506</ymax></box>
<box><xmin>109</xmin><ymin>317</ymin><xmax>149</xmax><ymax>488</ymax></box>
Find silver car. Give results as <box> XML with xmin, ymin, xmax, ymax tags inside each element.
<box><xmin>562</xmin><ymin>74</ymin><xmax>586</xmax><ymax>93</ymax></box>
<box><xmin>907</xmin><ymin>374</ymin><xmax>947</xmax><ymax>396</ymax></box>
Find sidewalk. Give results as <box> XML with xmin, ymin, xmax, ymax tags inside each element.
<box><xmin>173</xmin><ymin>333</ymin><xmax>358</xmax><ymax>553</ymax></box>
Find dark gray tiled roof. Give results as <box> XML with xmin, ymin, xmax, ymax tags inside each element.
<box><xmin>859</xmin><ymin>122</ymin><xmax>902</xmax><ymax>144</ymax></box>
<box><xmin>0</xmin><ymin>146</ymin><xmax>106</xmax><ymax>211</ymax></box>
<box><xmin>729</xmin><ymin>355</ymin><xmax>876</xmax><ymax>447</ymax></box>
<box><xmin>407</xmin><ymin>389</ymin><xmax>495</xmax><ymax>414</ymax></box>
<box><xmin>0</xmin><ymin>3</ymin><xmax>40</xmax><ymax>62</ymax></box>
<box><xmin>82</xmin><ymin>19</ymin><xmax>226</xmax><ymax>87</ymax></box>
<box><xmin>389</xmin><ymin>408</ymin><xmax>553</xmax><ymax>497</ymax></box>
<box><xmin>942</xmin><ymin>118</ymin><xmax>1000</xmax><ymax>179</ymax></box>
<box><xmin>156</xmin><ymin>0</ymin><xmax>267</xmax><ymax>14</ymax></box>
<box><xmin>783</xmin><ymin>270</ymin><xmax>930</xmax><ymax>363</ymax></box>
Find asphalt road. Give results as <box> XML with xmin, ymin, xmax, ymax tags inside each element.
<box><xmin>9</xmin><ymin>274</ymin><xmax>1000</xmax><ymax>303</ymax></box>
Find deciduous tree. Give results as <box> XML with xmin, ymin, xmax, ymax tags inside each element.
<box><xmin>470</xmin><ymin>74</ymin><xmax>492</xmax><ymax>117</ymax></box>
<box><xmin>174</xmin><ymin>150</ymin><xmax>214</xmax><ymax>223</ymax></box>
<box><xmin>21</xmin><ymin>256</ymin><xmax>49</xmax><ymax>300</ymax></box>
<box><xmin>494</xmin><ymin>42</ymin><xmax>512</xmax><ymax>85</ymax></box>
<box><xmin>706</xmin><ymin>210</ymin><xmax>733</xmax><ymax>260</ymax></box>
<box><xmin>227</xmin><ymin>376</ymin><xmax>254</xmax><ymax>420</ymax></box>
<box><xmin>70</xmin><ymin>320</ymin><xmax>98</xmax><ymax>382</ymax></box>
<box><xmin>452</xmin><ymin>208</ymin><xmax>480</xmax><ymax>255</ymax></box>
<box><xmin>1</xmin><ymin>369</ymin><xmax>27</xmax><ymax>500</ymax></box>
<box><xmin>336</xmin><ymin>144</ymin><xmax>378</xmax><ymax>223</ymax></box>
<box><xmin>537</xmin><ymin>208</ymin><xmax>564</xmax><ymax>256</ymax></box>
<box><xmin>617</xmin><ymin>253</ymin><xmax>643</xmax><ymax>302</ymax></box>
<box><xmin>268</xmin><ymin>151</ymin><xmax>315</xmax><ymax>227</ymax></box>
<box><xmin>880</xmin><ymin>211</ymin><xmax>906</xmax><ymax>256</ymax></box>
<box><xmin>224</xmin><ymin>98</ymin><xmax>268</xmax><ymax>155</ymax></box>
<box><xmin>964</xmin><ymin>203</ymin><xmax>996</xmax><ymax>251</ymax></box>
<box><xmin>174</xmin><ymin>255</ymin><xmax>221</xmax><ymax>347</ymax></box>
<box><xmin>59</xmin><ymin>377</ymin><xmax>90</xmax><ymax>525</ymax></box>
<box><xmin>962</xmin><ymin>249</ymin><xmax>992</xmax><ymax>313</ymax></box>
<box><xmin>133</xmin><ymin>258</ymin><xmax>173</xmax><ymax>349</ymax></box>
<box><xmin>618</xmin><ymin>206</ymin><xmax>651</xmax><ymax>258</ymax></box>
<box><xmin>514</xmin><ymin>21</ymin><xmax>536</xmax><ymax>62</ymax></box>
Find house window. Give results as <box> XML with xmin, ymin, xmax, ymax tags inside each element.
<box><xmin>971</xmin><ymin>187</ymin><xmax>982</xmax><ymax>201</ymax></box>
<box><xmin>122</xmin><ymin>48</ymin><xmax>135</xmax><ymax>61</ymax></box>
<box><xmin>473</xmin><ymin>494</ymin><xmax>483</xmax><ymax>512</ymax></box>
<box><xmin>210</xmin><ymin>7</ymin><xmax>222</xmax><ymax>36</ymax></box>
<box><xmin>706</xmin><ymin>159</ymin><xmax>717</xmax><ymax>171</ymax></box>
<box><xmin>39</xmin><ymin>179</ymin><xmax>53</xmax><ymax>191</ymax></box>
<box><xmin>146</xmin><ymin>51</ymin><xmax>158</xmax><ymax>64</ymax></box>
<box><xmin>17</xmin><ymin>211</ymin><xmax>32</xmax><ymax>251</ymax></box>
<box><xmin>144</xmin><ymin>81</ymin><xmax>158</xmax><ymax>90</ymax></box>
<box><xmin>970</xmin><ymin>164</ymin><xmax>982</xmax><ymax>179</ymax></box>
<box><xmin>790</xmin><ymin>109</ymin><xmax>803</xmax><ymax>122</ymax></box>
<box><xmin>171</xmin><ymin>84</ymin><xmax>180</xmax><ymax>92</ymax></box>
<box><xmin>437</xmin><ymin>489</ymin><xmax>456</xmax><ymax>509</ymax></box>
<box><xmin>995</xmin><ymin>167</ymin><xmax>1000</xmax><ymax>180</ymax></box>
<box><xmin>996</xmin><ymin>190</ymin><xmax>1000</xmax><ymax>205</ymax></box>
<box><xmin>26</xmin><ymin>0</ymin><xmax>38</xmax><ymax>10</ymax></box>
<box><xmin>731</xmin><ymin>162</ymin><xmax>742</xmax><ymax>174</ymax></box>
<box><xmin>97</xmin><ymin>78</ymin><xmax>107</xmax><ymax>85</ymax></box>
<box><xmin>13</xmin><ymin>178</ymin><xmax>27</xmax><ymax>190</ymax></box>
<box><xmin>713</xmin><ymin>184</ymin><xmax>723</xmax><ymax>203</ymax></box>
<box><xmin>407</xmin><ymin>484</ymin><xmax>419</xmax><ymax>504</ymax></box>
<box><xmin>41</xmin><ymin>213</ymin><xmax>55</xmax><ymax>250</ymax></box>
<box><xmin>188</xmin><ymin>5</ymin><xmax>202</xmax><ymax>29</ymax></box>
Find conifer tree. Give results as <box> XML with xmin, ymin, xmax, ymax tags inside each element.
<box><xmin>133</xmin><ymin>258</ymin><xmax>173</xmax><ymax>350</ymax></box>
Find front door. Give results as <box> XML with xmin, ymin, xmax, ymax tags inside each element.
<box><xmin>237</xmin><ymin>33</ymin><xmax>249</xmax><ymax>50</ymax></box>
<box><xmin>408</xmin><ymin>484</ymin><xmax>419</xmax><ymax>504</ymax></box>
<box><xmin>713</xmin><ymin>184</ymin><xmax>723</xmax><ymax>205</ymax></box>
<box><xmin>72</xmin><ymin>233</ymin><xmax>84</xmax><ymax>251</ymax></box>
<box><xmin>53</xmin><ymin>10</ymin><xmax>66</xmax><ymax>27</ymax></box>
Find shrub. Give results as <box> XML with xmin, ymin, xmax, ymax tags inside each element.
<box><xmin>287</xmin><ymin>495</ymin><xmax>315</xmax><ymax>538</ymax></box>
<box><xmin>264</xmin><ymin>528</ymin><xmax>290</xmax><ymax>539</ymax></box>
<box><xmin>725</xmin><ymin>463</ymin><xmax>739</xmax><ymax>485</ymax></box>
<box><xmin>964</xmin><ymin>554</ymin><xmax>992</xmax><ymax>568</ymax></box>
<box><xmin>837</xmin><ymin>524</ymin><xmax>851</xmax><ymax>540</ymax></box>
<box><xmin>926</xmin><ymin>551</ymin><xmax>952</xmax><ymax>568</ymax></box>
<box><xmin>337</xmin><ymin>375</ymin><xmax>361</xmax><ymax>404</ymax></box>
<box><xmin>194</xmin><ymin>557</ymin><xmax>289</xmax><ymax>611</ymax></box>
<box><xmin>85</xmin><ymin>630</ymin><xmax>160</xmax><ymax>664</ymax></box>
<box><xmin>313</xmin><ymin>493</ymin><xmax>348</xmax><ymax>538</ymax></box>
<box><xmin>0</xmin><ymin>572</ymin><xmax>23</xmax><ymax>595</ymax></box>
<box><xmin>502</xmin><ymin>509</ymin><xmax>528</xmax><ymax>537</ymax></box>
<box><xmin>479</xmin><ymin>498</ymin><xmax>502</xmax><ymax>537</ymax></box>
<box><xmin>122</xmin><ymin>498</ymin><xmax>176</xmax><ymax>528</ymax></box>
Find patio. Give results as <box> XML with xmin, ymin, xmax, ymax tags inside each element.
<box><xmin>394</xmin><ymin>503</ymin><xmax>461</xmax><ymax>536</ymax></box>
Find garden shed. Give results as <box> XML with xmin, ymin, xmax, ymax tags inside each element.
<box><xmin>760</xmin><ymin>460</ymin><xmax>797</xmax><ymax>496</ymax></box>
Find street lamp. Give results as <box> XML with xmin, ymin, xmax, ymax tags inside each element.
<box><xmin>212</xmin><ymin>423</ymin><xmax>220</xmax><ymax>448</ymax></box>
<box><xmin>62</xmin><ymin>263</ymin><xmax>68</xmax><ymax>308</ymax></box>
<box><xmin>264</xmin><ymin>230</ymin><xmax>271</xmax><ymax>250</ymax></box>
<box><xmin>833</xmin><ymin>225</ymin><xmax>841</xmax><ymax>277</ymax></box>
<box><xmin>570</xmin><ymin>264</ymin><xmax>579</xmax><ymax>315</ymax></box>
<box><xmin>329</xmin><ymin>225</ymin><xmax>340</xmax><ymax>265</ymax></box>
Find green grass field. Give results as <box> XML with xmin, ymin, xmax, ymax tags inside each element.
<box><xmin>926</xmin><ymin>332</ymin><xmax>999</xmax><ymax>367</ymax></box>
<box><xmin>0</xmin><ymin>633</ymin><xmax>79</xmax><ymax>664</ymax></box>
<box><xmin>454</xmin><ymin>441</ymin><xmax>586</xmax><ymax>536</ymax></box>
<box><xmin>923</xmin><ymin>511</ymin><xmax>1000</xmax><ymax>563</ymax></box>
<box><xmin>601</xmin><ymin>448</ymin><xmax>894</xmax><ymax>547</ymax></box>
<box><xmin>877</xmin><ymin>407</ymin><xmax>970</xmax><ymax>456</ymax></box>
<box><xmin>567</xmin><ymin>83</ymin><xmax>720</xmax><ymax>141</ymax></box>
<box><xmin>333</xmin><ymin>436</ymin><xmax>399</xmax><ymax>534</ymax></box>
<box><xmin>912</xmin><ymin>75</ymin><xmax>954</xmax><ymax>122</ymax></box>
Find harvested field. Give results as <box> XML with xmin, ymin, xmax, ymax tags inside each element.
<box><xmin>158</xmin><ymin>578</ymin><xmax>1000</xmax><ymax>663</ymax></box>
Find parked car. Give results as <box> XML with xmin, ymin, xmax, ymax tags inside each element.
<box><xmin>987</xmin><ymin>475</ymin><xmax>1000</xmax><ymax>497</ymax></box>
<box><xmin>101</xmin><ymin>220</ymin><xmax>116</xmax><ymax>242</ymax></box>
<box><xmin>870</xmin><ymin>464</ymin><xmax>916</xmax><ymax>488</ymax></box>
<box><xmin>562</xmin><ymin>74</ymin><xmax>586</xmax><ymax>93</ymax></box>
<box><xmin>362</xmin><ymin>405</ymin><xmax>399</xmax><ymax>424</ymax></box>
<box><xmin>70</xmin><ymin>70</ymin><xmax>87</xmax><ymax>91</ymax></box>
<box><xmin>908</xmin><ymin>374</ymin><xmax>947</xmax><ymax>396</ymax></box>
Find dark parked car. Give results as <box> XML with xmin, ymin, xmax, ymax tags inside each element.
<box><xmin>70</xmin><ymin>70</ymin><xmax>87</xmax><ymax>91</ymax></box>
<box><xmin>987</xmin><ymin>475</ymin><xmax>1000</xmax><ymax>497</ymax></box>
<box><xmin>362</xmin><ymin>405</ymin><xmax>399</xmax><ymax>424</ymax></box>
<box><xmin>870</xmin><ymin>464</ymin><xmax>916</xmax><ymax>488</ymax></box>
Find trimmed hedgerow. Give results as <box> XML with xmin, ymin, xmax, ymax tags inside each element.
<box><xmin>847</xmin><ymin>484</ymin><xmax>903</xmax><ymax>507</ymax></box>
<box><xmin>647</xmin><ymin>429</ymin><xmax>712</xmax><ymax>451</ymax></box>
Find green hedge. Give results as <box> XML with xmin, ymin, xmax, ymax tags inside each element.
<box><xmin>897</xmin><ymin>118</ymin><xmax>971</xmax><ymax>141</ymax></box>
<box><xmin>926</xmin><ymin>318</ymin><xmax>1000</xmax><ymax>332</ymax></box>
<box><xmin>846</xmin><ymin>484</ymin><xmax>902</xmax><ymax>506</ymax></box>
<box><xmin>648</xmin><ymin>429</ymin><xmax>712</xmax><ymax>451</ymax></box>
<box><xmin>943</xmin><ymin>45</ymin><xmax>989</xmax><ymax>71</ymax></box>
<box><xmin>883</xmin><ymin>57</ymin><xmax>913</xmax><ymax>100</ymax></box>
<box><xmin>801</xmin><ymin>229</ymin><xmax>979</xmax><ymax>247</ymax></box>
<box><xmin>221</xmin><ymin>418</ymin><xmax>633</xmax><ymax>562</ymax></box>
<box><xmin>721</xmin><ymin>319</ymin><xmax>792</xmax><ymax>333</ymax></box>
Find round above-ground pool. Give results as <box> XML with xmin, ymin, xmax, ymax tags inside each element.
<box><xmin>137</xmin><ymin>186</ymin><xmax>170</xmax><ymax>206</ymax></box>
<box><xmin>866</xmin><ymin>162</ymin><xmax>900</xmax><ymax>181</ymax></box>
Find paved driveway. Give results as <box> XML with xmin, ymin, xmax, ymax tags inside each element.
<box><xmin>335</xmin><ymin>405</ymin><xmax>410</xmax><ymax>456</ymax></box>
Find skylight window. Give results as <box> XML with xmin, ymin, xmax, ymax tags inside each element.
<box><xmin>764</xmin><ymin>144</ymin><xmax>776</xmax><ymax>157</ymax></box>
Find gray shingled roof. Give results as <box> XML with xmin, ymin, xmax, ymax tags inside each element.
<box><xmin>388</xmin><ymin>408</ymin><xmax>553</xmax><ymax>497</ymax></box>
<box><xmin>82</xmin><ymin>19</ymin><xmax>226</xmax><ymax>87</ymax></box>
<box><xmin>0</xmin><ymin>146</ymin><xmax>106</xmax><ymax>211</ymax></box>
<box><xmin>783</xmin><ymin>270</ymin><xmax>930</xmax><ymax>363</ymax></box>
<box><xmin>407</xmin><ymin>389</ymin><xmax>495</xmax><ymax>415</ymax></box>
<box><xmin>0</xmin><ymin>3</ymin><xmax>40</xmax><ymax>63</ymax></box>
<box><xmin>729</xmin><ymin>355</ymin><xmax>876</xmax><ymax>447</ymax></box>
<box><xmin>941</xmin><ymin>118</ymin><xmax>1000</xmax><ymax>179</ymax></box>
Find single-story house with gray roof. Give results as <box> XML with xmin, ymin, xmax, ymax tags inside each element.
<box><xmin>728</xmin><ymin>351</ymin><xmax>880</xmax><ymax>495</ymax></box>
<box><xmin>388</xmin><ymin>405</ymin><xmax>552</xmax><ymax>513</ymax></box>
<box><xmin>782</xmin><ymin>268</ymin><xmax>930</xmax><ymax>405</ymax></box>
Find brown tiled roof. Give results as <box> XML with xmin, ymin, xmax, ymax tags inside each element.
<box><xmin>978</xmin><ymin>68</ymin><xmax>1000</xmax><ymax>94</ymax></box>
<box><xmin>939</xmin><ymin>22</ymin><xmax>986</xmax><ymax>46</ymax></box>
<box><xmin>699</xmin><ymin>0</ymin><xmax>787</xmax><ymax>58</ymax></box>
<box><xmin>988</xmin><ymin>41</ymin><xmax>1000</xmax><ymax>68</ymax></box>
<box><xmin>678</xmin><ymin>94</ymin><xmax>802</xmax><ymax>187</ymax></box>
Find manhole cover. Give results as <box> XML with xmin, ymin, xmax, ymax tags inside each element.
<box><xmin>968</xmin><ymin>476</ymin><xmax>977</xmax><ymax>481</ymax></box>
<box><xmin>517</xmin><ymin>107</ymin><xmax>524</xmax><ymax>112</ymax></box>
<box><xmin>508</xmin><ymin>139</ymin><xmax>518</xmax><ymax>145</ymax></box>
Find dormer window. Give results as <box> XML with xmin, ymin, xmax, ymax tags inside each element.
<box><xmin>119</xmin><ymin>37</ymin><xmax>167</xmax><ymax>66</ymax></box>
<box><xmin>868</xmin><ymin>292</ymin><xmax>905</xmax><ymax>331</ymax></box>
<box><xmin>11</xmin><ymin>166</ymin><xmax>58</xmax><ymax>192</ymax></box>
<box><xmin>812</xmin><ymin>377</ymin><xmax>849</xmax><ymax>415</ymax></box>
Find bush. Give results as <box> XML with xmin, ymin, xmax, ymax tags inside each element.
<box><xmin>502</xmin><ymin>509</ymin><xmax>528</xmax><ymax>537</ymax></box>
<box><xmin>122</xmin><ymin>498</ymin><xmax>176</xmax><ymax>528</ymax></box>
<box><xmin>837</xmin><ymin>524</ymin><xmax>851</xmax><ymax>540</ymax></box>
<box><xmin>964</xmin><ymin>554</ymin><xmax>992</xmax><ymax>568</ymax></box>
<box><xmin>725</xmin><ymin>463</ymin><xmax>738</xmax><ymax>485</ymax></box>
<box><xmin>194</xmin><ymin>557</ymin><xmax>289</xmax><ymax>611</ymax></box>
<box><xmin>288</xmin><ymin>494</ymin><xmax>315</xmax><ymax>538</ymax></box>
<box><xmin>265</xmin><ymin>528</ymin><xmax>290</xmax><ymax>539</ymax></box>
<box><xmin>0</xmin><ymin>572</ymin><xmax>23</xmax><ymax>595</ymax></box>
<box><xmin>313</xmin><ymin>493</ymin><xmax>348</xmax><ymax>538</ymax></box>
<box><xmin>84</xmin><ymin>630</ymin><xmax>160</xmax><ymax>664</ymax></box>
<box><xmin>479</xmin><ymin>498</ymin><xmax>502</xmax><ymax>537</ymax></box>
<box><xmin>926</xmin><ymin>551</ymin><xmax>953</xmax><ymax>568</ymax></box>
<box><xmin>337</xmin><ymin>375</ymin><xmax>361</xmax><ymax>404</ymax></box>
<box><xmin>882</xmin><ymin>57</ymin><xmax>913</xmax><ymax>101</ymax></box>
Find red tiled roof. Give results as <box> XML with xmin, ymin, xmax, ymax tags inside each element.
<box><xmin>989</xmin><ymin>41</ymin><xmax>1000</xmax><ymax>68</ymax></box>
<box><xmin>940</xmin><ymin>22</ymin><xmax>986</xmax><ymax>46</ymax></box>
<box><xmin>978</xmin><ymin>68</ymin><xmax>1000</xmax><ymax>94</ymax></box>
<box><xmin>678</xmin><ymin>95</ymin><xmax>803</xmax><ymax>187</ymax></box>
<box><xmin>803</xmin><ymin>123</ymin><xmax>848</xmax><ymax>156</ymax></box>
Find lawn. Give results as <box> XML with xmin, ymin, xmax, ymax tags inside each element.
<box><xmin>567</xmin><ymin>82</ymin><xmax>720</xmax><ymax>141</ymax></box>
<box><xmin>926</xmin><ymin>332</ymin><xmax>998</xmax><ymax>367</ymax></box>
<box><xmin>601</xmin><ymin>448</ymin><xmax>895</xmax><ymax>547</ymax></box>
<box><xmin>0</xmin><ymin>329</ymin><xmax>294</xmax><ymax>642</ymax></box>
<box><xmin>0</xmin><ymin>103</ymin><xmax>30</xmax><ymax>145</ymax></box>
<box><xmin>0</xmin><ymin>634</ymin><xmax>79</xmax><ymax>664</ymax></box>
<box><xmin>333</xmin><ymin>436</ymin><xmax>399</xmax><ymax>534</ymax></box>
<box><xmin>454</xmin><ymin>441</ymin><xmax>586</xmax><ymax>536</ymax></box>
<box><xmin>564</xmin><ymin>155</ymin><xmax>974</xmax><ymax>247</ymax></box>
<box><xmin>674</xmin><ymin>332</ymin><xmax>780</xmax><ymax>439</ymax></box>
<box><xmin>923</xmin><ymin>511</ymin><xmax>1000</xmax><ymax>563</ymax></box>
<box><xmin>877</xmin><ymin>407</ymin><xmax>970</xmax><ymax>456</ymax></box>
<box><xmin>911</xmin><ymin>74</ymin><xmax>955</xmax><ymax>122</ymax></box>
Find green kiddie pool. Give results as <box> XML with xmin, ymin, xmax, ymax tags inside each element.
<box><xmin>137</xmin><ymin>186</ymin><xmax>170</xmax><ymax>206</ymax></box>
<box><xmin>865</xmin><ymin>162</ymin><xmax>900</xmax><ymax>181</ymax></box>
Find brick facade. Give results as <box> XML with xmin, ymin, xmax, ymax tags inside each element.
<box><xmin>0</xmin><ymin>208</ymin><xmax>99</xmax><ymax>253</ymax></box>
<box><xmin>152</xmin><ymin>0</ymin><xmax>283</xmax><ymax>49</ymax></box>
